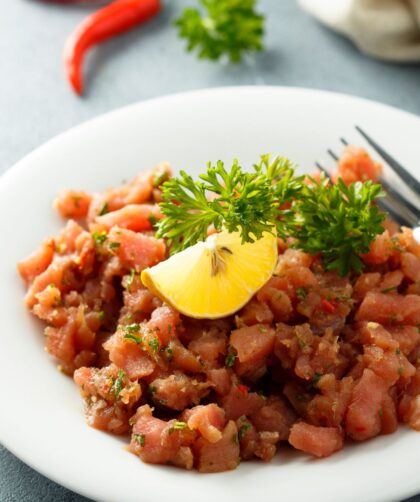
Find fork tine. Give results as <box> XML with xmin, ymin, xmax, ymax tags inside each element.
<box><xmin>340</xmin><ymin>138</ymin><xmax>349</xmax><ymax>146</ymax></box>
<box><xmin>376</xmin><ymin>198</ymin><xmax>417</xmax><ymax>227</ymax></box>
<box><xmin>315</xmin><ymin>162</ymin><xmax>332</xmax><ymax>179</ymax></box>
<box><xmin>380</xmin><ymin>177</ymin><xmax>420</xmax><ymax>220</ymax></box>
<box><xmin>327</xmin><ymin>149</ymin><xmax>339</xmax><ymax>162</ymax></box>
<box><xmin>355</xmin><ymin>125</ymin><xmax>420</xmax><ymax>195</ymax></box>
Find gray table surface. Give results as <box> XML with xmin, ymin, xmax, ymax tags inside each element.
<box><xmin>1</xmin><ymin>0</ymin><xmax>420</xmax><ymax>500</ymax></box>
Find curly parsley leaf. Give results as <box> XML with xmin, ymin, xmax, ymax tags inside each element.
<box><xmin>175</xmin><ymin>0</ymin><xmax>265</xmax><ymax>63</ymax></box>
<box><xmin>157</xmin><ymin>156</ymin><xmax>302</xmax><ymax>253</ymax></box>
<box><xmin>289</xmin><ymin>178</ymin><xmax>386</xmax><ymax>276</ymax></box>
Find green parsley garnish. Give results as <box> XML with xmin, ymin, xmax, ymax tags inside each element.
<box><xmin>98</xmin><ymin>310</ymin><xmax>105</xmax><ymax>321</ymax></box>
<box><xmin>153</xmin><ymin>168</ymin><xmax>170</xmax><ymax>187</ymax></box>
<box><xmin>112</xmin><ymin>370</ymin><xmax>125</xmax><ymax>398</ymax></box>
<box><xmin>126</xmin><ymin>268</ymin><xmax>136</xmax><ymax>291</ymax></box>
<box><xmin>99</xmin><ymin>202</ymin><xmax>109</xmax><ymax>216</ymax></box>
<box><xmin>307</xmin><ymin>372</ymin><xmax>322</xmax><ymax>391</ymax></box>
<box><xmin>175</xmin><ymin>0</ymin><xmax>265</xmax><ymax>63</ymax></box>
<box><xmin>381</xmin><ymin>285</ymin><xmax>399</xmax><ymax>294</ymax></box>
<box><xmin>148</xmin><ymin>338</ymin><xmax>160</xmax><ymax>353</ymax></box>
<box><xmin>168</xmin><ymin>422</ymin><xmax>188</xmax><ymax>435</ymax></box>
<box><xmin>238</xmin><ymin>421</ymin><xmax>252</xmax><ymax>439</ymax></box>
<box><xmin>133</xmin><ymin>433</ymin><xmax>145</xmax><ymax>447</ymax></box>
<box><xmin>157</xmin><ymin>156</ymin><xmax>385</xmax><ymax>276</ymax></box>
<box><xmin>289</xmin><ymin>178</ymin><xmax>385</xmax><ymax>276</ymax></box>
<box><xmin>92</xmin><ymin>230</ymin><xmax>107</xmax><ymax>246</ymax></box>
<box><xmin>166</xmin><ymin>347</ymin><xmax>174</xmax><ymax>362</ymax></box>
<box><xmin>225</xmin><ymin>351</ymin><xmax>237</xmax><ymax>368</ymax></box>
<box><xmin>109</xmin><ymin>242</ymin><xmax>121</xmax><ymax>250</ymax></box>
<box><xmin>296</xmin><ymin>287</ymin><xmax>308</xmax><ymax>300</ymax></box>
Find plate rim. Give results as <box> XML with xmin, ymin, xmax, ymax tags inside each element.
<box><xmin>1</xmin><ymin>85</ymin><xmax>420</xmax><ymax>502</ymax></box>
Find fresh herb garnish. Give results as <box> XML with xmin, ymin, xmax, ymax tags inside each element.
<box><xmin>296</xmin><ymin>287</ymin><xmax>308</xmax><ymax>300</ymax></box>
<box><xmin>133</xmin><ymin>433</ymin><xmax>145</xmax><ymax>447</ymax></box>
<box><xmin>168</xmin><ymin>421</ymin><xmax>189</xmax><ymax>434</ymax></box>
<box><xmin>148</xmin><ymin>337</ymin><xmax>160</xmax><ymax>353</ymax></box>
<box><xmin>109</xmin><ymin>241</ymin><xmax>121</xmax><ymax>251</ymax></box>
<box><xmin>92</xmin><ymin>230</ymin><xmax>107</xmax><ymax>245</ymax></box>
<box><xmin>238</xmin><ymin>421</ymin><xmax>252</xmax><ymax>439</ymax></box>
<box><xmin>157</xmin><ymin>156</ymin><xmax>385</xmax><ymax>276</ymax></box>
<box><xmin>175</xmin><ymin>0</ymin><xmax>265</xmax><ymax>63</ymax></box>
<box><xmin>157</xmin><ymin>155</ymin><xmax>301</xmax><ymax>253</ymax></box>
<box><xmin>381</xmin><ymin>285</ymin><xmax>399</xmax><ymax>294</ymax></box>
<box><xmin>112</xmin><ymin>370</ymin><xmax>125</xmax><ymax>398</ymax></box>
<box><xmin>99</xmin><ymin>202</ymin><xmax>109</xmax><ymax>216</ymax></box>
<box><xmin>225</xmin><ymin>351</ymin><xmax>237</xmax><ymax>368</ymax></box>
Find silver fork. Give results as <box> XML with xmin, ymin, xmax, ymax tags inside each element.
<box><xmin>316</xmin><ymin>126</ymin><xmax>420</xmax><ymax>240</ymax></box>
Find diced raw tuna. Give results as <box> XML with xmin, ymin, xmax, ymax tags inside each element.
<box><xmin>345</xmin><ymin>368</ymin><xmax>387</xmax><ymax>440</ymax></box>
<box><xmin>289</xmin><ymin>422</ymin><xmax>343</xmax><ymax>458</ymax></box>
<box><xmin>107</xmin><ymin>227</ymin><xmax>166</xmax><ymax>271</ymax></box>
<box><xmin>95</xmin><ymin>204</ymin><xmax>163</xmax><ymax>232</ymax></box>
<box><xmin>181</xmin><ymin>404</ymin><xmax>226</xmax><ymax>442</ymax></box>
<box><xmin>18</xmin><ymin>238</ymin><xmax>55</xmax><ymax>286</ymax></box>
<box><xmin>54</xmin><ymin>190</ymin><xmax>92</xmax><ymax>219</ymax></box>
<box><xmin>356</xmin><ymin>292</ymin><xmax>420</xmax><ymax>326</ymax></box>
<box><xmin>193</xmin><ymin>420</ymin><xmax>240</xmax><ymax>472</ymax></box>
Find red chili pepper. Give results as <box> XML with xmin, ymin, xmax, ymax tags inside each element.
<box><xmin>237</xmin><ymin>384</ymin><xmax>249</xmax><ymax>394</ymax></box>
<box><xmin>63</xmin><ymin>0</ymin><xmax>161</xmax><ymax>95</ymax></box>
<box><xmin>321</xmin><ymin>298</ymin><xmax>338</xmax><ymax>314</ymax></box>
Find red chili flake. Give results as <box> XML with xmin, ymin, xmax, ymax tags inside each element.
<box><xmin>321</xmin><ymin>298</ymin><xmax>337</xmax><ymax>314</ymax></box>
<box><xmin>237</xmin><ymin>384</ymin><xmax>249</xmax><ymax>394</ymax></box>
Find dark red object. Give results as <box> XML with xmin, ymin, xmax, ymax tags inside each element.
<box><xmin>321</xmin><ymin>298</ymin><xmax>338</xmax><ymax>314</ymax></box>
<box><xmin>63</xmin><ymin>0</ymin><xmax>161</xmax><ymax>95</ymax></box>
<box><xmin>237</xmin><ymin>384</ymin><xmax>249</xmax><ymax>394</ymax></box>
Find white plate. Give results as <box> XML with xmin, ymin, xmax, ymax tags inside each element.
<box><xmin>1</xmin><ymin>87</ymin><xmax>419</xmax><ymax>502</ymax></box>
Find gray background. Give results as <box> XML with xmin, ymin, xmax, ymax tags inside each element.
<box><xmin>1</xmin><ymin>0</ymin><xmax>420</xmax><ymax>500</ymax></box>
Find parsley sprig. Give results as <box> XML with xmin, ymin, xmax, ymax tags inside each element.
<box><xmin>289</xmin><ymin>178</ymin><xmax>385</xmax><ymax>275</ymax></box>
<box><xmin>156</xmin><ymin>156</ymin><xmax>386</xmax><ymax>276</ymax></box>
<box><xmin>175</xmin><ymin>0</ymin><xmax>265</xmax><ymax>63</ymax></box>
<box><xmin>157</xmin><ymin>156</ymin><xmax>301</xmax><ymax>252</ymax></box>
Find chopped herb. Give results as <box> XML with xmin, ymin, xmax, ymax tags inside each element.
<box><xmin>148</xmin><ymin>214</ymin><xmax>159</xmax><ymax>228</ymax></box>
<box><xmin>153</xmin><ymin>169</ymin><xmax>170</xmax><ymax>187</ymax></box>
<box><xmin>126</xmin><ymin>268</ymin><xmax>136</xmax><ymax>291</ymax></box>
<box><xmin>99</xmin><ymin>202</ymin><xmax>109</xmax><ymax>216</ymax></box>
<box><xmin>225</xmin><ymin>351</ymin><xmax>237</xmax><ymax>368</ymax></box>
<box><xmin>133</xmin><ymin>433</ymin><xmax>145</xmax><ymax>447</ymax></box>
<box><xmin>109</xmin><ymin>241</ymin><xmax>121</xmax><ymax>250</ymax></box>
<box><xmin>148</xmin><ymin>338</ymin><xmax>160</xmax><ymax>353</ymax></box>
<box><xmin>378</xmin><ymin>408</ymin><xmax>383</xmax><ymax>418</ymax></box>
<box><xmin>397</xmin><ymin>367</ymin><xmax>404</xmax><ymax>376</ymax></box>
<box><xmin>148</xmin><ymin>385</ymin><xmax>157</xmax><ymax>394</ymax></box>
<box><xmin>124</xmin><ymin>333</ymin><xmax>142</xmax><ymax>344</ymax></box>
<box><xmin>258</xmin><ymin>325</ymin><xmax>268</xmax><ymax>333</ymax></box>
<box><xmin>92</xmin><ymin>230</ymin><xmax>108</xmax><ymax>245</ymax></box>
<box><xmin>380</xmin><ymin>286</ymin><xmax>398</xmax><ymax>294</ymax></box>
<box><xmin>124</xmin><ymin>323</ymin><xmax>141</xmax><ymax>334</ymax></box>
<box><xmin>232</xmin><ymin>433</ymin><xmax>239</xmax><ymax>444</ymax></box>
<box><xmin>167</xmin><ymin>324</ymin><xmax>172</xmax><ymax>334</ymax></box>
<box><xmin>395</xmin><ymin>348</ymin><xmax>401</xmax><ymax>355</ymax></box>
<box><xmin>171</xmin><ymin>421</ymin><xmax>188</xmax><ymax>432</ymax></box>
<box><xmin>48</xmin><ymin>283</ymin><xmax>56</xmax><ymax>289</ymax></box>
<box><xmin>238</xmin><ymin>422</ymin><xmax>252</xmax><ymax>440</ymax></box>
<box><xmin>297</xmin><ymin>339</ymin><xmax>306</xmax><ymax>349</ymax></box>
<box><xmin>112</xmin><ymin>370</ymin><xmax>125</xmax><ymax>398</ymax></box>
<box><xmin>166</xmin><ymin>347</ymin><xmax>174</xmax><ymax>362</ymax></box>
<box><xmin>98</xmin><ymin>310</ymin><xmax>105</xmax><ymax>321</ymax></box>
<box><xmin>296</xmin><ymin>287</ymin><xmax>308</xmax><ymax>300</ymax></box>
<box><xmin>295</xmin><ymin>393</ymin><xmax>310</xmax><ymax>402</ymax></box>
<box><xmin>307</xmin><ymin>372</ymin><xmax>322</xmax><ymax>391</ymax></box>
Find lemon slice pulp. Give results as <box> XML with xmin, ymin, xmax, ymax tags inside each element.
<box><xmin>141</xmin><ymin>230</ymin><xmax>278</xmax><ymax>319</ymax></box>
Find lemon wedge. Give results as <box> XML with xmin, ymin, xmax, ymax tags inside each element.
<box><xmin>141</xmin><ymin>230</ymin><xmax>278</xmax><ymax>319</ymax></box>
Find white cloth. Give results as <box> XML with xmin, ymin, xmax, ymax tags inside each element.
<box><xmin>297</xmin><ymin>0</ymin><xmax>420</xmax><ymax>62</ymax></box>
